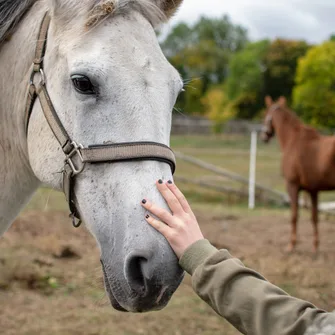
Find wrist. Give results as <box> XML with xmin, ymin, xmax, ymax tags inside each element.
<box><xmin>179</xmin><ymin>239</ymin><xmax>217</xmax><ymax>275</ymax></box>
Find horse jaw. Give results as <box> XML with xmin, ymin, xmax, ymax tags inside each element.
<box><xmin>27</xmin><ymin>9</ymin><xmax>184</xmax><ymax>312</ymax></box>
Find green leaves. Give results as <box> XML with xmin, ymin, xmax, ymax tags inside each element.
<box><xmin>293</xmin><ymin>41</ymin><xmax>335</xmax><ymax>128</ymax></box>
<box><xmin>161</xmin><ymin>15</ymin><xmax>248</xmax><ymax>115</ymax></box>
<box><xmin>225</xmin><ymin>40</ymin><xmax>269</xmax><ymax>118</ymax></box>
<box><xmin>161</xmin><ymin>15</ymin><xmax>333</xmax><ymax>130</ymax></box>
<box><xmin>224</xmin><ymin>39</ymin><xmax>310</xmax><ymax>119</ymax></box>
<box><xmin>264</xmin><ymin>39</ymin><xmax>310</xmax><ymax>101</ymax></box>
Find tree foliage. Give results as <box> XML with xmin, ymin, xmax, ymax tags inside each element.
<box><xmin>159</xmin><ymin>14</ymin><xmax>332</xmax><ymax>130</ymax></box>
<box><xmin>225</xmin><ymin>40</ymin><xmax>270</xmax><ymax>119</ymax></box>
<box><xmin>263</xmin><ymin>39</ymin><xmax>310</xmax><ymax>101</ymax></box>
<box><xmin>224</xmin><ymin>39</ymin><xmax>310</xmax><ymax>119</ymax></box>
<box><xmin>293</xmin><ymin>41</ymin><xmax>335</xmax><ymax>128</ymax></box>
<box><xmin>202</xmin><ymin>85</ymin><xmax>237</xmax><ymax>132</ymax></box>
<box><xmin>161</xmin><ymin>15</ymin><xmax>248</xmax><ymax>114</ymax></box>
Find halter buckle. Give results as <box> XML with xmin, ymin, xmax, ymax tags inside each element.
<box><xmin>65</xmin><ymin>141</ymin><xmax>86</xmax><ymax>175</ymax></box>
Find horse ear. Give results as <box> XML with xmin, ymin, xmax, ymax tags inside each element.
<box><xmin>265</xmin><ymin>95</ymin><xmax>273</xmax><ymax>108</ymax></box>
<box><xmin>155</xmin><ymin>0</ymin><xmax>184</xmax><ymax>19</ymax></box>
<box><xmin>278</xmin><ymin>96</ymin><xmax>287</xmax><ymax>107</ymax></box>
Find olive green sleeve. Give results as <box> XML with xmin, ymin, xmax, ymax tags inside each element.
<box><xmin>179</xmin><ymin>239</ymin><xmax>335</xmax><ymax>335</ymax></box>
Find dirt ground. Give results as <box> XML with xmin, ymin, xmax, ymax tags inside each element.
<box><xmin>1</xmin><ymin>207</ymin><xmax>335</xmax><ymax>335</ymax></box>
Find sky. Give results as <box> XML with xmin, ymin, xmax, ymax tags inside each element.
<box><xmin>168</xmin><ymin>0</ymin><xmax>335</xmax><ymax>43</ymax></box>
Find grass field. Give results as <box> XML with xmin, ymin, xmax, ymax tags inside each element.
<box><xmin>1</xmin><ymin>134</ymin><xmax>335</xmax><ymax>335</ymax></box>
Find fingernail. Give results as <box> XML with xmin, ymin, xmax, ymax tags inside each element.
<box><xmin>158</xmin><ymin>179</ymin><xmax>163</xmax><ymax>184</ymax></box>
<box><xmin>167</xmin><ymin>180</ymin><xmax>173</xmax><ymax>184</ymax></box>
<box><xmin>141</xmin><ymin>199</ymin><xmax>147</xmax><ymax>204</ymax></box>
<box><xmin>145</xmin><ymin>214</ymin><xmax>150</xmax><ymax>219</ymax></box>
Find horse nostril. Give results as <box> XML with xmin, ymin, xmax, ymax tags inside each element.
<box><xmin>125</xmin><ymin>253</ymin><xmax>151</xmax><ymax>294</ymax></box>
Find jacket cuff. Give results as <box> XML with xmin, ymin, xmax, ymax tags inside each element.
<box><xmin>179</xmin><ymin>239</ymin><xmax>218</xmax><ymax>275</ymax></box>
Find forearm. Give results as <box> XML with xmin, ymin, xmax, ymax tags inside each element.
<box><xmin>180</xmin><ymin>240</ymin><xmax>335</xmax><ymax>335</ymax></box>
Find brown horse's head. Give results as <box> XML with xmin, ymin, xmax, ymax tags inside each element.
<box><xmin>261</xmin><ymin>95</ymin><xmax>286</xmax><ymax>143</ymax></box>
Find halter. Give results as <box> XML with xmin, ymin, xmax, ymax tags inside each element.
<box><xmin>25</xmin><ymin>13</ymin><xmax>176</xmax><ymax>228</ymax></box>
<box><xmin>262</xmin><ymin>104</ymin><xmax>280</xmax><ymax>137</ymax></box>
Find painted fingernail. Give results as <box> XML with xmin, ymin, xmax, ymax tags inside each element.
<box><xmin>141</xmin><ymin>199</ymin><xmax>147</xmax><ymax>204</ymax></box>
<box><xmin>158</xmin><ymin>179</ymin><xmax>163</xmax><ymax>184</ymax></box>
<box><xmin>145</xmin><ymin>215</ymin><xmax>150</xmax><ymax>219</ymax></box>
<box><xmin>167</xmin><ymin>180</ymin><xmax>173</xmax><ymax>184</ymax></box>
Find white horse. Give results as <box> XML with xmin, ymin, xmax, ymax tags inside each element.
<box><xmin>0</xmin><ymin>0</ymin><xmax>184</xmax><ymax>313</ymax></box>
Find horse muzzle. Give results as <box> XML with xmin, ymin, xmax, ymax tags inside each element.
<box><xmin>100</xmin><ymin>247</ymin><xmax>184</xmax><ymax>312</ymax></box>
<box><xmin>260</xmin><ymin>128</ymin><xmax>274</xmax><ymax>143</ymax></box>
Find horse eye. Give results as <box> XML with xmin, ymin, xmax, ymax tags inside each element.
<box><xmin>71</xmin><ymin>75</ymin><xmax>95</xmax><ymax>95</ymax></box>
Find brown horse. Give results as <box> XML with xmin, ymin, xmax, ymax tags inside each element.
<box><xmin>261</xmin><ymin>96</ymin><xmax>335</xmax><ymax>252</ymax></box>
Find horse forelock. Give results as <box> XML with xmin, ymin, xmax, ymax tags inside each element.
<box><xmin>85</xmin><ymin>0</ymin><xmax>165</xmax><ymax>29</ymax></box>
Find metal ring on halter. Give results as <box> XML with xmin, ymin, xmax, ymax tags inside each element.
<box><xmin>29</xmin><ymin>68</ymin><xmax>46</xmax><ymax>86</ymax></box>
<box><xmin>65</xmin><ymin>141</ymin><xmax>86</xmax><ymax>175</ymax></box>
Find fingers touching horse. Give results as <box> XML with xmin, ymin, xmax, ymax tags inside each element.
<box><xmin>0</xmin><ymin>0</ymin><xmax>185</xmax><ymax>312</ymax></box>
<box><xmin>261</xmin><ymin>96</ymin><xmax>335</xmax><ymax>253</ymax></box>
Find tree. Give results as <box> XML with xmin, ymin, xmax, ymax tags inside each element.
<box><xmin>160</xmin><ymin>23</ymin><xmax>193</xmax><ymax>58</ymax></box>
<box><xmin>160</xmin><ymin>15</ymin><xmax>249</xmax><ymax>114</ymax></box>
<box><xmin>293</xmin><ymin>41</ymin><xmax>335</xmax><ymax>129</ymax></box>
<box><xmin>264</xmin><ymin>39</ymin><xmax>310</xmax><ymax>101</ymax></box>
<box><xmin>225</xmin><ymin>40</ymin><xmax>270</xmax><ymax>119</ymax></box>
<box><xmin>176</xmin><ymin>78</ymin><xmax>205</xmax><ymax>115</ymax></box>
<box><xmin>170</xmin><ymin>39</ymin><xmax>228</xmax><ymax>92</ymax></box>
<box><xmin>202</xmin><ymin>85</ymin><xmax>237</xmax><ymax>133</ymax></box>
<box><xmin>225</xmin><ymin>38</ymin><xmax>310</xmax><ymax>120</ymax></box>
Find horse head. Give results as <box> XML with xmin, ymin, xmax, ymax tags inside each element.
<box><xmin>26</xmin><ymin>0</ymin><xmax>184</xmax><ymax>312</ymax></box>
<box><xmin>261</xmin><ymin>95</ymin><xmax>286</xmax><ymax>143</ymax></box>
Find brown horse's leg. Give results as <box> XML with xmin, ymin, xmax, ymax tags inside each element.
<box><xmin>310</xmin><ymin>192</ymin><xmax>319</xmax><ymax>252</ymax></box>
<box><xmin>287</xmin><ymin>183</ymin><xmax>299</xmax><ymax>252</ymax></box>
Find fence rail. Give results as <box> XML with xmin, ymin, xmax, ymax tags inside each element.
<box><xmin>175</xmin><ymin>151</ymin><xmax>289</xmax><ymax>206</ymax></box>
<box><xmin>175</xmin><ymin>151</ymin><xmax>335</xmax><ymax>215</ymax></box>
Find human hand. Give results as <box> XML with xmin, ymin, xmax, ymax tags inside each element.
<box><xmin>141</xmin><ymin>180</ymin><xmax>204</xmax><ymax>258</ymax></box>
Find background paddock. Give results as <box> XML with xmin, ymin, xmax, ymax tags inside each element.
<box><xmin>1</xmin><ymin>134</ymin><xmax>335</xmax><ymax>335</ymax></box>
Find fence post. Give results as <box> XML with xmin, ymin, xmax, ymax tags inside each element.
<box><xmin>248</xmin><ymin>131</ymin><xmax>258</xmax><ymax>209</ymax></box>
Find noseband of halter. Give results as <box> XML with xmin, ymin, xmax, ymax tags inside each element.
<box><xmin>25</xmin><ymin>13</ymin><xmax>176</xmax><ymax>228</ymax></box>
<box><xmin>262</xmin><ymin>104</ymin><xmax>279</xmax><ymax>138</ymax></box>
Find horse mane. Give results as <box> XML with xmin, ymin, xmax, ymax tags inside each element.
<box><xmin>85</xmin><ymin>1</ymin><xmax>165</xmax><ymax>29</ymax></box>
<box><xmin>0</xmin><ymin>0</ymin><xmax>36</xmax><ymax>45</ymax></box>
<box><xmin>279</xmin><ymin>105</ymin><xmax>320</xmax><ymax>139</ymax></box>
<box><xmin>301</xmin><ymin>125</ymin><xmax>320</xmax><ymax>139</ymax></box>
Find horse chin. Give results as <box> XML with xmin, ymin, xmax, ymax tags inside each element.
<box><xmin>106</xmin><ymin>286</ymin><xmax>128</xmax><ymax>312</ymax></box>
<box><xmin>100</xmin><ymin>260</ymin><xmax>128</xmax><ymax>312</ymax></box>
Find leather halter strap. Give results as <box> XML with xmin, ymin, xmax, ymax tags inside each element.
<box><xmin>25</xmin><ymin>13</ymin><xmax>176</xmax><ymax>227</ymax></box>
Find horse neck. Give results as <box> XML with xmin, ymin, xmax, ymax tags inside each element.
<box><xmin>0</xmin><ymin>3</ymin><xmax>46</xmax><ymax>234</ymax></box>
<box><xmin>272</xmin><ymin>108</ymin><xmax>302</xmax><ymax>151</ymax></box>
